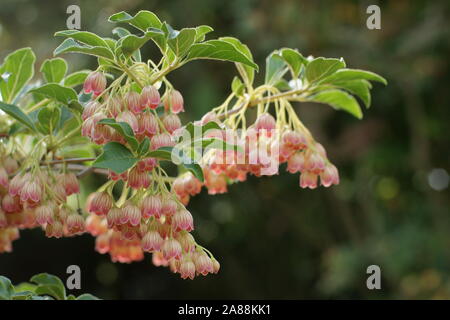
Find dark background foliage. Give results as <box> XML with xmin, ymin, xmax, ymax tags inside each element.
<box><xmin>0</xmin><ymin>0</ymin><xmax>449</xmax><ymax>299</ymax></box>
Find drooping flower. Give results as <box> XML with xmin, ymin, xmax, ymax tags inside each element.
<box><xmin>85</xmin><ymin>214</ymin><xmax>108</xmax><ymax>236</ymax></box>
<box><xmin>19</xmin><ymin>181</ymin><xmax>42</xmax><ymax>207</ymax></box>
<box><xmin>61</xmin><ymin>173</ymin><xmax>80</xmax><ymax>195</ymax></box>
<box><xmin>66</xmin><ymin>214</ymin><xmax>85</xmax><ymax>235</ymax></box>
<box><xmin>161</xmin><ymin>197</ymin><xmax>178</xmax><ymax>217</ymax></box>
<box><xmin>137</xmin><ymin>112</ymin><xmax>158</xmax><ymax>137</ymax></box>
<box><xmin>140</xmin><ymin>195</ymin><xmax>162</xmax><ymax>219</ymax></box>
<box><xmin>45</xmin><ymin>220</ymin><xmax>64</xmax><ymax>238</ymax></box>
<box><xmin>116</xmin><ymin>111</ymin><xmax>139</xmax><ymax>134</ymax></box>
<box><xmin>127</xmin><ymin>167</ymin><xmax>151</xmax><ymax>189</ymax></box>
<box><xmin>125</xmin><ymin>91</ymin><xmax>142</xmax><ymax>114</ymax></box>
<box><xmin>179</xmin><ymin>259</ymin><xmax>196</xmax><ymax>280</ymax></box>
<box><xmin>164</xmin><ymin>90</ymin><xmax>184</xmax><ymax>114</ymax></box>
<box><xmin>8</xmin><ymin>174</ymin><xmax>25</xmax><ymax>197</ymax></box>
<box><xmin>3</xmin><ymin>157</ymin><xmax>19</xmax><ymax>175</ymax></box>
<box><xmin>35</xmin><ymin>203</ymin><xmax>55</xmax><ymax>225</ymax></box>
<box><xmin>304</xmin><ymin>151</ymin><xmax>326</xmax><ymax>174</ymax></box>
<box><xmin>287</xmin><ymin>152</ymin><xmax>306</xmax><ymax>174</ymax></box>
<box><xmin>320</xmin><ymin>164</ymin><xmax>339</xmax><ymax>187</ymax></box>
<box><xmin>0</xmin><ymin>167</ymin><xmax>9</xmax><ymax>189</ymax></box>
<box><xmin>299</xmin><ymin>171</ymin><xmax>318</xmax><ymax>189</ymax></box>
<box><xmin>83</xmin><ymin>71</ymin><xmax>106</xmax><ymax>96</ymax></box>
<box><xmin>140</xmin><ymin>85</ymin><xmax>160</xmax><ymax>110</ymax></box>
<box><xmin>163</xmin><ymin>114</ymin><xmax>182</xmax><ymax>134</ymax></box>
<box><xmin>212</xmin><ymin>259</ymin><xmax>220</xmax><ymax>274</ymax></box>
<box><xmin>194</xmin><ymin>253</ymin><xmax>213</xmax><ymax>276</ymax></box>
<box><xmin>254</xmin><ymin>113</ymin><xmax>276</xmax><ymax>136</ymax></box>
<box><xmin>162</xmin><ymin>238</ymin><xmax>182</xmax><ymax>260</ymax></box>
<box><xmin>137</xmin><ymin>158</ymin><xmax>157</xmax><ymax>172</ymax></box>
<box><xmin>172</xmin><ymin>209</ymin><xmax>194</xmax><ymax>232</ymax></box>
<box><xmin>82</xmin><ymin>101</ymin><xmax>101</xmax><ymax>121</ymax></box>
<box><xmin>141</xmin><ymin>230</ymin><xmax>164</xmax><ymax>252</ymax></box>
<box><xmin>150</xmin><ymin>133</ymin><xmax>175</xmax><ymax>150</ymax></box>
<box><xmin>122</xmin><ymin>203</ymin><xmax>141</xmax><ymax>227</ymax></box>
<box><xmin>282</xmin><ymin>130</ymin><xmax>307</xmax><ymax>150</ymax></box>
<box><xmin>87</xmin><ymin>192</ymin><xmax>113</xmax><ymax>216</ymax></box>
<box><xmin>106</xmin><ymin>207</ymin><xmax>122</xmax><ymax>228</ymax></box>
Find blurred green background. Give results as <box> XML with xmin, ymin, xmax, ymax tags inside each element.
<box><xmin>0</xmin><ymin>0</ymin><xmax>449</xmax><ymax>299</ymax></box>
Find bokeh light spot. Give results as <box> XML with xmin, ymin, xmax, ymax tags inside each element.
<box><xmin>376</xmin><ymin>177</ymin><xmax>399</xmax><ymax>200</ymax></box>
<box><xmin>427</xmin><ymin>168</ymin><xmax>449</xmax><ymax>191</ymax></box>
<box><xmin>96</xmin><ymin>262</ymin><xmax>118</xmax><ymax>286</ymax></box>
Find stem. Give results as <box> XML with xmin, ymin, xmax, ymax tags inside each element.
<box><xmin>41</xmin><ymin>157</ymin><xmax>96</xmax><ymax>165</ymax></box>
<box><xmin>217</xmin><ymin>86</ymin><xmax>310</xmax><ymax>120</ymax></box>
<box><xmin>150</xmin><ymin>62</ymin><xmax>179</xmax><ymax>84</ymax></box>
<box><xmin>54</xmin><ymin>124</ymin><xmax>82</xmax><ymax>147</ymax></box>
<box><xmin>251</xmin><ymin>87</ymin><xmax>309</xmax><ymax>105</ymax></box>
<box><xmin>118</xmin><ymin>61</ymin><xmax>145</xmax><ymax>88</ymax></box>
<box><xmin>117</xmin><ymin>185</ymin><xmax>130</xmax><ymax>207</ymax></box>
<box><xmin>26</xmin><ymin>98</ymin><xmax>50</xmax><ymax>114</ymax></box>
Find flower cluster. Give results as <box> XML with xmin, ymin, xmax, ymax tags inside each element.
<box><xmin>0</xmin><ymin>153</ymin><xmax>84</xmax><ymax>252</ymax></box>
<box><xmin>81</xmin><ymin>72</ymin><xmax>182</xmax><ymax>148</ymax></box>
<box><xmin>81</xmin><ymin>71</ymin><xmax>219</xmax><ymax>279</ymax></box>
<box><xmin>170</xmin><ymin>107</ymin><xmax>339</xmax><ymax>205</ymax></box>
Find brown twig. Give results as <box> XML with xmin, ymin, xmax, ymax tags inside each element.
<box><xmin>41</xmin><ymin>157</ymin><xmax>96</xmax><ymax>165</ymax></box>
<box><xmin>217</xmin><ymin>87</ymin><xmax>309</xmax><ymax>120</ymax></box>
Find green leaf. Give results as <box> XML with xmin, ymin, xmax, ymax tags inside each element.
<box><xmin>118</xmin><ymin>28</ymin><xmax>165</xmax><ymax>57</ymax></box>
<box><xmin>187</xmin><ymin>39</ymin><xmax>258</xmax><ymax>70</ymax></box>
<box><xmin>54</xmin><ymin>38</ymin><xmax>115</xmax><ymax>60</ymax></box>
<box><xmin>307</xmin><ymin>89</ymin><xmax>362</xmax><ymax>119</ymax></box>
<box><xmin>30</xmin><ymin>295</ymin><xmax>54</xmax><ymax>300</ymax></box>
<box><xmin>103</xmin><ymin>38</ymin><xmax>117</xmax><ymax>51</ymax></box>
<box><xmin>184</xmin><ymin>121</ymin><xmax>222</xmax><ymax>141</ymax></box>
<box><xmin>0</xmin><ymin>276</ymin><xmax>14</xmax><ymax>300</ymax></box>
<box><xmin>98</xmin><ymin>118</ymin><xmax>139</xmax><ymax>150</ymax></box>
<box><xmin>76</xmin><ymin>293</ymin><xmax>100</xmax><ymax>300</ymax></box>
<box><xmin>231</xmin><ymin>76</ymin><xmax>245</xmax><ymax>96</ymax></box>
<box><xmin>137</xmin><ymin>137</ymin><xmax>150</xmax><ymax>156</ymax></box>
<box><xmin>0</xmin><ymin>101</ymin><xmax>38</xmax><ymax>132</ymax></box>
<box><xmin>60</xmin><ymin>145</ymin><xmax>95</xmax><ymax>159</ymax></box>
<box><xmin>13</xmin><ymin>282</ymin><xmax>37</xmax><ymax>293</ymax></box>
<box><xmin>168</xmin><ymin>28</ymin><xmax>197</xmax><ymax>58</ymax></box>
<box><xmin>57</xmin><ymin>105</ymin><xmax>73</xmax><ymax>129</ymax></box>
<box><xmin>195</xmin><ymin>25</ymin><xmax>214</xmax><ymax>42</ymax></box>
<box><xmin>305</xmin><ymin>57</ymin><xmax>345</xmax><ymax>83</ymax></box>
<box><xmin>274</xmin><ymin>79</ymin><xmax>291</xmax><ymax>91</ymax></box>
<box><xmin>92</xmin><ymin>142</ymin><xmax>138</xmax><ymax>174</ymax></box>
<box><xmin>40</xmin><ymin>58</ymin><xmax>67</xmax><ymax>83</ymax></box>
<box><xmin>37</xmin><ymin>106</ymin><xmax>60</xmax><ymax>134</ymax></box>
<box><xmin>108</xmin><ymin>10</ymin><xmax>162</xmax><ymax>31</ymax></box>
<box><xmin>55</xmin><ymin>30</ymin><xmax>110</xmax><ymax>48</ymax></box>
<box><xmin>12</xmin><ymin>291</ymin><xmax>35</xmax><ymax>300</ymax></box>
<box><xmin>78</xmin><ymin>91</ymin><xmax>93</xmax><ymax>104</ymax></box>
<box><xmin>194</xmin><ymin>137</ymin><xmax>243</xmax><ymax>153</ymax></box>
<box><xmin>63</xmin><ymin>70</ymin><xmax>90</xmax><ymax>87</ymax></box>
<box><xmin>182</xmin><ymin>163</ymin><xmax>204</xmax><ymax>182</ymax></box>
<box><xmin>30</xmin><ymin>273</ymin><xmax>66</xmax><ymax>300</ymax></box>
<box><xmin>112</xmin><ymin>27</ymin><xmax>144</xmax><ymax>61</ymax></box>
<box><xmin>280</xmin><ymin>48</ymin><xmax>307</xmax><ymax>78</ymax></box>
<box><xmin>34</xmin><ymin>285</ymin><xmax>65</xmax><ymax>300</ymax></box>
<box><xmin>29</xmin><ymin>83</ymin><xmax>77</xmax><ymax>105</ymax></box>
<box><xmin>112</xmin><ymin>27</ymin><xmax>131</xmax><ymax>38</ymax></box>
<box><xmin>0</xmin><ymin>47</ymin><xmax>36</xmax><ymax>103</ymax></box>
<box><xmin>319</xmin><ymin>68</ymin><xmax>387</xmax><ymax>85</ymax></box>
<box><xmin>335</xmin><ymin>79</ymin><xmax>372</xmax><ymax>108</ymax></box>
<box><xmin>219</xmin><ymin>37</ymin><xmax>257</xmax><ymax>84</ymax></box>
<box><xmin>146</xmin><ymin>146</ymin><xmax>176</xmax><ymax>161</ymax></box>
<box><xmin>265</xmin><ymin>51</ymin><xmax>288</xmax><ymax>85</ymax></box>
<box><xmin>68</xmin><ymin>100</ymin><xmax>84</xmax><ymax>113</ymax></box>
